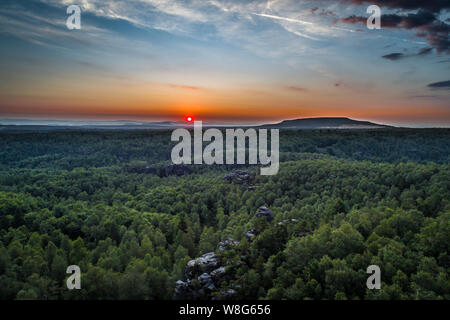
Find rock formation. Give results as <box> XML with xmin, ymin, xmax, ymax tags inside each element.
<box><xmin>223</xmin><ymin>170</ymin><xmax>250</xmax><ymax>184</ymax></box>
<box><xmin>255</xmin><ymin>206</ymin><xmax>274</xmax><ymax>222</ymax></box>
<box><xmin>174</xmin><ymin>252</ymin><xmax>233</xmax><ymax>300</ymax></box>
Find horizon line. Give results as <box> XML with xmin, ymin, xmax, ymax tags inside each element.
<box><xmin>1</xmin><ymin>116</ymin><xmax>450</xmax><ymax>129</ymax></box>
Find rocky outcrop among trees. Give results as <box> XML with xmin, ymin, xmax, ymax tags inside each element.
<box><xmin>174</xmin><ymin>205</ymin><xmax>312</xmax><ymax>300</ymax></box>
<box><xmin>244</xmin><ymin>229</ymin><xmax>258</xmax><ymax>240</ymax></box>
<box><xmin>218</xmin><ymin>238</ymin><xmax>240</xmax><ymax>251</ymax></box>
<box><xmin>173</xmin><ymin>251</ymin><xmax>234</xmax><ymax>300</ymax></box>
<box><xmin>223</xmin><ymin>170</ymin><xmax>250</xmax><ymax>184</ymax></box>
<box><xmin>255</xmin><ymin>206</ymin><xmax>274</xmax><ymax>222</ymax></box>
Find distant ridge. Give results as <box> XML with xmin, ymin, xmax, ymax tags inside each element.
<box><xmin>0</xmin><ymin>117</ymin><xmax>393</xmax><ymax>130</ymax></box>
<box><xmin>0</xmin><ymin>119</ymin><xmax>186</xmax><ymax>130</ymax></box>
<box><xmin>262</xmin><ymin>117</ymin><xmax>392</xmax><ymax>129</ymax></box>
<box><xmin>0</xmin><ymin>119</ymin><xmax>178</xmax><ymax>126</ymax></box>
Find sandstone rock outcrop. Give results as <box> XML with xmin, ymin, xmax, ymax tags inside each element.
<box><xmin>255</xmin><ymin>206</ymin><xmax>274</xmax><ymax>222</ymax></box>
<box><xmin>223</xmin><ymin>170</ymin><xmax>250</xmax><ymax>184</ymax></box>
<box><xmin>174</xmin><ymin>251</ymin><xmax>234</xmax><ymax>300</ymax></box>
<box><xmin>218</xmin><ymin>238</ymin><xmax>240</xmax><ymax>251</ymax></box>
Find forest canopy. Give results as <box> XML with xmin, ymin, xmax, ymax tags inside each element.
<box><xmin>0</xmin><ymin>128</ymin><xmax>448</xmax><ymax>300</ymax></box>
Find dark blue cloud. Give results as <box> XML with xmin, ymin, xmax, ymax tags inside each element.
<box><xmin>428</xmin><ymin>80</ymin><xmax>450</xmax><ymax>89</ymax></box>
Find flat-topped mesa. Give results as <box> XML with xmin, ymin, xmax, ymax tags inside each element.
<box><xmin>255</xmin><ymin>205</ymin><xmax>274</xmax><ymax>222</ymax></box>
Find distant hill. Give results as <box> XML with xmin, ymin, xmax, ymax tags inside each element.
<box><xmin>261</xmin><ymin>117</ymin><xmax>392</xmax><ymax>129</ymax></box>
<box><xmin>0</xmin><ymin>117</ymin><xmax>393</xmax><ymax>130</ymax></box>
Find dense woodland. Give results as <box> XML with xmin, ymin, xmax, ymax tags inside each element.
<box><xmin>0</xmin><ymin>128</ymin><xmax>449</xmax><ymax>300</ymax></box>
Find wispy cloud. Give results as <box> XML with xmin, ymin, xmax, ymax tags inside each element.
<box><xmin>166</xmin><ymin>84</ymin><xmax>201</xmax><ymax>90</ymax></box>
<box><xmin>382</xmin><ymin>53</ymin><xmax>406</xmax><ymax>61</ymax></box>
<box><xmin>284</xmin><ymin>85</ymin><xmax>308</xmax><ymax>92</ymax></box>
<box><xmin>382</xmin><ymin>48</ymin><xmax>434</xmax><ymax>61</ymax></box>
<box><xmin>428</xmin><ymin>80</ymin><xmax>450</xmax><ymax>89</ymax></box>
<box><xmin>251</xmin><ymin>13</ymin><xmax>313</xmax><ymax>25</ymax></box>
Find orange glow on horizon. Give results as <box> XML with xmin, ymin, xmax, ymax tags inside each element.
<box><xmin>1</xmin><ymin>81</ymin><xmax>449</xmax><ymax>126</ymax></box>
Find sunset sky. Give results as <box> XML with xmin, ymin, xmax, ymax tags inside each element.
<box><xmin>0</xmin><ymin>0</ymin><xmax>449</xmax><ymax>126</ymax></box>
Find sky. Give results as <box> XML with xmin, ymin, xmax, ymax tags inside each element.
<box><xmin>0</xmin><ymin>0</ymin><xmax>449</xmax><ymax>127</ymax></box>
